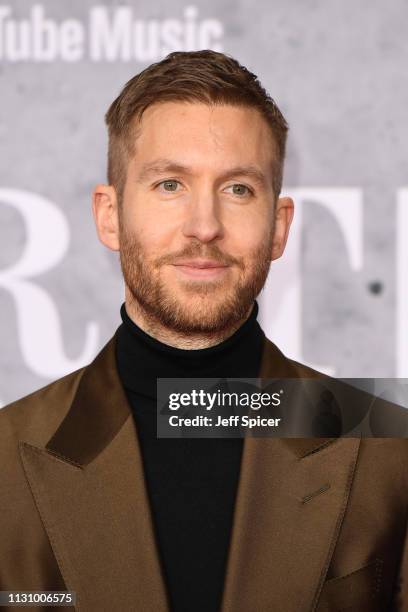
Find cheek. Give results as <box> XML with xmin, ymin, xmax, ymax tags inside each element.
<box><xmin>132</xmin><ymin>224</ymin><xmax>179</xmax><ymax>263</ymax></box>
<box><xmin>230</xmin><ymin>226</ymin><xmax>271</xmax><ymax>257</ymax></box>
<box><xmin>124</xmin><ymin>196</ymin><xmax>180</xmax><ymax>245</ymax></box>
<box><xmin>122</xmin><ymin>209</ymin><xmax>162</xmax><ymax>247</ymax></box>
<box><xmin>227</xmin><ymin>204</ymin><xmax>273</xmax><ymax>240</ymax></box>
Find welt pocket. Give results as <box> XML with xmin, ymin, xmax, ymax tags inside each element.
<box><xmin>316</xmin><ymin>558</ymin><xmax>383</xmax><ymax>611</ymax></box>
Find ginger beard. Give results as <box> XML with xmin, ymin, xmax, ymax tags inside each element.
<box><xmin>118</xmin><ymin>216</ymin><xmax>275</xmax><ymax>334</ymax></box>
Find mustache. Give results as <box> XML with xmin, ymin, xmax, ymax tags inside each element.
<box><xmin>155</xmin><ymin>244</ymin><xmax>243</xmax><ymax>269</ymax></box>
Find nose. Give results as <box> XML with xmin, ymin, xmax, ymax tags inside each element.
<box><xmin>181</xmin><ymin>190</ymin><xmax>224</xmax><ymax>243</ymax></box>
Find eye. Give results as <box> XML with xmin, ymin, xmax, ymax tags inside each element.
<box><xmin>224</xmin><ymin>184</ymin><xmax>253</xmax><ymax>197</ymax></box>
<box><xmin>156</xmin><ymin>179</ymin><xmax>182</xmax><ymax>192</ymax></box>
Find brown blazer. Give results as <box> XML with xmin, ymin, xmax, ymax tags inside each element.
<box><xmin>1</xmin><ymin>332</ymin><xmax>407</xmax><ymax>612</ymax></box>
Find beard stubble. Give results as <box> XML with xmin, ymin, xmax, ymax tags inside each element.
<box><xmin>118</xmin><ymin>221</ymin><xmax>275</xmax><ymax>335</ymax></box>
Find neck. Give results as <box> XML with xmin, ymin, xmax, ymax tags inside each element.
<box><xmin>124</xmin><ymin>293</ymin><xmax>255</xmax><ymax>350</ymax></box>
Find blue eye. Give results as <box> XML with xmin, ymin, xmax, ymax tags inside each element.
<box><xmin>225</xmin><ymin>184</ymin><xmax>253</xmax><ymax>196</ymax></box>
<box><xmin>155</xmin><ymin>181</ymin><xmax>253</xmax><ymax>196</ymax></box>
<box><xmin>157</xmin><ymin>180</ymin><xmax>181</xmax><ymax>192</ymax></box>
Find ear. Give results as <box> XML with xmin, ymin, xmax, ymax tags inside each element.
<box><xmin>92</xmin><ymin>184</ymin><xmax>120</xmax><ymax>251</ymax></box>
<box><xmin>271</xmin><ymin>196</ymin><xmax>294</xmax><ymax>261</ymax></box>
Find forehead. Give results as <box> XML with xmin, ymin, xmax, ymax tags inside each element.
<box><xmin>131</xmin><ymin>101</ymin><xmax>277</xmax><ymax>171</ymax></box>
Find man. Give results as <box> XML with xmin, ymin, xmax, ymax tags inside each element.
<box><xmin>0</xmin><ymin>50</ymin><xmax>407</xmax><ymax>612</ymax></box>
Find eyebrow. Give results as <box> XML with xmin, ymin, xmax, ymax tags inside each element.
<box><xmin>136</xmin><ymin>157</ymin><xmax>270</xmax><ymax>189</ymax></box>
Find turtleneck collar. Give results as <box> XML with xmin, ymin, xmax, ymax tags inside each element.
<box><xmin>115</xmin><ymin>300</ymin><xmax>265</xmax><ymax>397</ymax></box>
<box><xmin>119</xmin><ymin>300</ymin><xmax>260</xmax><ymax>358</ymax></box>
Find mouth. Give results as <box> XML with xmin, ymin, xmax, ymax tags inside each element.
<box><xmin>172</xmin><ymin>259</ymin><xmax>230</xmax><ymax>279</ymax></box>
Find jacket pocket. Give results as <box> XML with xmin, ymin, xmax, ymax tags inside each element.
<box><xmin>316</xmin><ymin>558</ymin><xmax>384</xmax><ymax>611</ymax></box>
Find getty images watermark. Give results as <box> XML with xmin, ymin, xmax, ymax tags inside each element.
<box><xmin>167</xmin><ymin>386</ymin><xmax>283</xmax><ymax>429</ymax></box>
<box><xmin>157</xmin><ymin>377</ymin><xmax>408</xmax><ymax>438</ymax></box>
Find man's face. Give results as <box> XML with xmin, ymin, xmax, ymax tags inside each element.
<box><xmin>117</xmin><ymin>102</ymin><xmax>282</xmax><ymax>334</ymax></box>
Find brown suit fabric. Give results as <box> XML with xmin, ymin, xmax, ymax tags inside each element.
<box><xmin>1</xmin><ymin>332</ymin><xmax>407</xmax><ymax>611</ymax></box>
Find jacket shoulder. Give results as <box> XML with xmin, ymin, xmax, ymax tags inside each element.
<box><xmin>0</xmin><ymin>367</ymin><xmax>86</xmax><ymax>449</ymax></box>
<box><xmin>283</xmin><ymin>352</ymin><xmax>408</xmax><ymax>463</ymax></box>
<box><xmin>286</xmin><ymin>357</ymin><xmax>328</xmax><ymax>379</ymax></box>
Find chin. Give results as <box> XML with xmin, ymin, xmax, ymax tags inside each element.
<box><xmin>163</xmin><ymin>295</ymin><xmax>240</xmax><ymax>333</ymax></box>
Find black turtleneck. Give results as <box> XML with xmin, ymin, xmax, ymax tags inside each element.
<box><xmin>115</xmin><ymin>301</ymin><xmax>265</xmax><ymax>612</ymax></box>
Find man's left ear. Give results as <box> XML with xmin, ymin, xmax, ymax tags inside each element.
<box><xmin>271</xmin><ymin>196</ymin><xmax>295</xmax><ymax>261</ymax></box>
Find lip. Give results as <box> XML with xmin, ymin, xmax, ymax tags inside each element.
<box><xmin>173</xmin><ymin>259</ymin><xmax>229</xmax><ymax>268</ymax></box>
<box><xmin>172</xmin><ymin>260</ymin><xmax>230</xmax><ymax>279</ymax></box>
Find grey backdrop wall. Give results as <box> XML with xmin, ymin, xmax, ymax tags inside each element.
<box><xmin>1</xmin><ymin>0</ymin><xmax>407</xmax><ymax>406</ymax></box>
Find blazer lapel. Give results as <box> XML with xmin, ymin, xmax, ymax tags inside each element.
<box><xmin>19</xmin><ymin>333</ymin><xmax>169</xmax><ymax>612</ymax></box>
<box><xmin>220</xmin><ymin>338</ymin><xmax>361</xmax><ymax>612</ymax></box>
<box><xmin>19</xmin><ymin>330</ymin><xmax>361</xmax><ymax>612</ymax></box>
